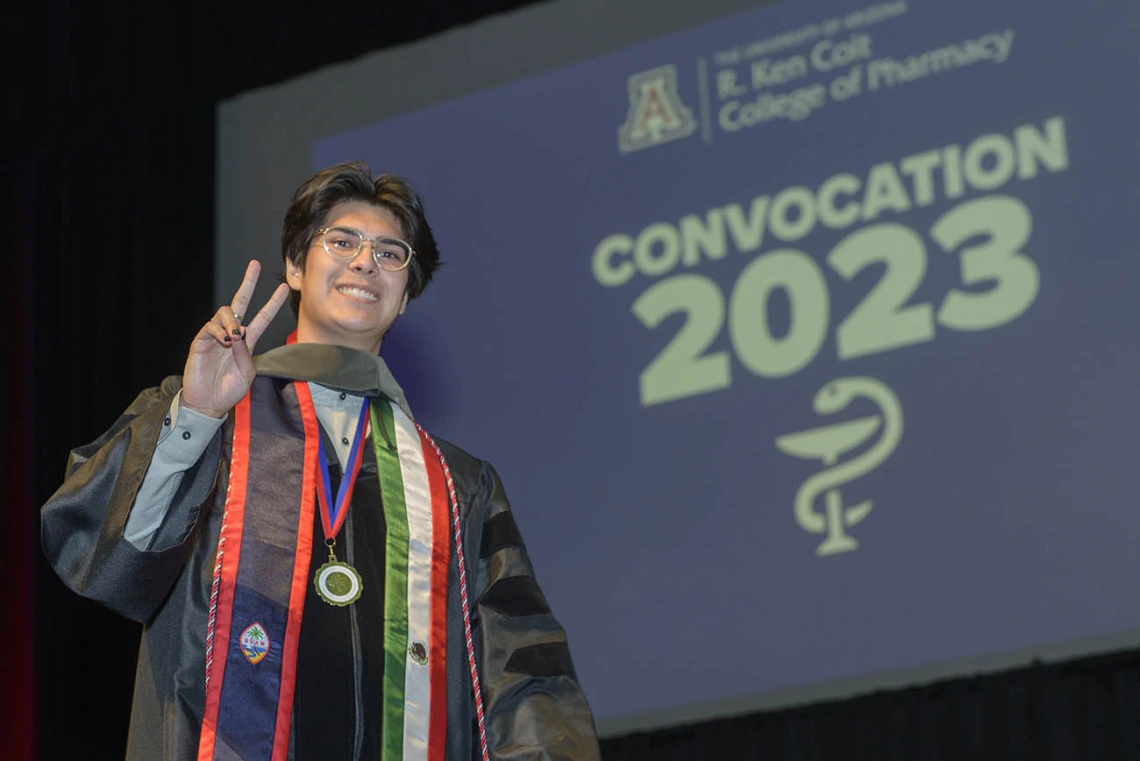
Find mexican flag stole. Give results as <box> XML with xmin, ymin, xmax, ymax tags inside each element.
<box><xmin>196</xmin><ymin>376</ymin><xmax>452</xmax><ymax>761</ymax></box>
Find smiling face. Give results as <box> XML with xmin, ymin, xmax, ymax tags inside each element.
<box><xmin>286</xmin><ymin>200</ymin><xmax>410</xmax><ymax>354</ymax></box>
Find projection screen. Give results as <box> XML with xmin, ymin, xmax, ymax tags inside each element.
<box><xmin>218</xmin><ymin>0</ymin><xmax>1140</xmax><ymax>736</ymax></box>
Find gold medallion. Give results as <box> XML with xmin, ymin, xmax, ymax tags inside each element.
<box><xmin>314</xmin><ymin>560</ymin><xmax>363</xmax><ymax>606</ymax></box>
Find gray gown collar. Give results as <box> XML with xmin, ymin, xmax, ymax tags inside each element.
<box><xmin>252</xmin><ymin>343</ymin><xmax>414</xmax><ymax>420</ymax></box>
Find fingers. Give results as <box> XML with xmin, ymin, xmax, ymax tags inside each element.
<box><xmin>199</xmin><ymin>321</ymin><xmax>236</xmax><ymax>349</ymax></box>
<box><xmin>230</xmin><ymin>322</ymin><xmax>257</xmax><ymax>381</ymax></box>
<box><xmin>200</xmin><ymin>276</ymin><xmax>286</xmax><ymax>357</ymax></box>
<box><xmin>229</xmin><ymin>260</ymin><xmax>262</xmax><ymax>326</ymax></box>
<box><xmin>196</xmin><ymin>263</ymin><xmax>286</xmax><ymax>358</ymax></box>
<box><xmin>213</xmin><ymin>303</ymin><xmax>244</xmax><ymax>343</ymax></box>
<box><xmin>245</xmin><ymin>283</ymin><xmax>291</xmax><ymax>351</ymax></box>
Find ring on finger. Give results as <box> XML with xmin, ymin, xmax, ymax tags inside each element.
<box><xmin>233</xmin><ymin>310</ymin><xmax>243</xmax><ymax>323</ymax></box>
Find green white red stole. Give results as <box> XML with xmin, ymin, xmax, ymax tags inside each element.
<box><xmin>193</xmin><ymin>370</ymin><xmax>472</xmax><ymax>761</ymax></box>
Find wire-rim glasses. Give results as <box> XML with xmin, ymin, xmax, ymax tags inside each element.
<box><xmin>316</xmin><ymin>226</ymin><xmax>415</xmax><ymax>272</ymax></box>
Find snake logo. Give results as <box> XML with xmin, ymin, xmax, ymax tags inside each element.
<box><xmin>775</xmin><ymin>377</ymin><xmax>903</xmax><ymax>557</ymax></box>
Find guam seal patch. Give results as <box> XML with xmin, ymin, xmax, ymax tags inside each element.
<box><xmin>240</xmin><ymin>622</ymin><xmax>270</xmax><ymax>665</ymax></box>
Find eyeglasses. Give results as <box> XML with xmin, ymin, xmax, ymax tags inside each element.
<box><xmin>315</xmin><ymin>226</ymin><xmax>415</xmax><ymax>272</ymax></box>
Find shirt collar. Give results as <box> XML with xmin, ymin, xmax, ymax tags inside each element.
<box><xmin>307</xmin><ymin>382</ymin><xmax>366</xmax><ymax>408</ymax></box>
<box><xmin>252</xmin><ymin>342</ymin><xmax>414</xmax><ymax>420</ymax></box>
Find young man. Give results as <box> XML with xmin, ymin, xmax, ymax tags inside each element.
<box><xmin>41</xmin><ymin>162</ymin><xmax>600</xmax><ymax>761</ymax></box>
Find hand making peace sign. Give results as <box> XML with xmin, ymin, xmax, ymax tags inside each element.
<box><xmin>181</xmin><ymin>260</ymin><xmax>291</xmax><ymax>418</ymax></box>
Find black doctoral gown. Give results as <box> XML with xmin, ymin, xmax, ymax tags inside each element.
<box><xmin>41</xmin><ymin>372</ymin><xmax>600</xmax><ymax>761</ymax></box>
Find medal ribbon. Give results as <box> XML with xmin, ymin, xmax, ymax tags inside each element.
<box><xmin>316</xmin><ymin>397</ymin><xmax>371</xmax><ymax>543</ymax></box>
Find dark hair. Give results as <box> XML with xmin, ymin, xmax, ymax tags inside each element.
<box><xmin>281</xmin><ymin>161</ymin><xmax>442</xmax><ymax>315</ymax></box>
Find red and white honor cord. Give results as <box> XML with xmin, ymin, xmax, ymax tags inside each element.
<box><xmin>419</xmin><ymin>425</ymin><xmax>491</xmax><ymax>761</ymax></box>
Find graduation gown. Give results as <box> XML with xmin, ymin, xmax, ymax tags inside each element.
<box><xmin>41</xmin><ymin>353</ymin><xmax>600</xmax><ymax>761</ymax></box>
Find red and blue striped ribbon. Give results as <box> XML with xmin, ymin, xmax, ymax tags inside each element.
<box><xmin>316</xmin><ymin>398</ymin><xmax>370</xmax><ymax>542</ymax></box>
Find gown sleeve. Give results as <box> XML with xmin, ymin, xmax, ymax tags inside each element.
<box><xmin>41</xmin><ymin>375</ymin><xmax>225</xmax><ymax>623</ymax></box>
<box><xmin>469</xmin><ymin>461</ymin><xmax>602</xmax><ymax>761</ymax></box>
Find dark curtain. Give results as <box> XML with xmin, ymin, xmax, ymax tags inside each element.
<box><xmin>24</xmin><ymin>105</ymin><xmax>219</xmax><ymax>761</ymax></box>
<box><xmin>3</xmin><ymin>154</ymin><xmax>36</xmax><ymax>761</ymax></box>
<box><xmin>603</xmin><ymin>648</ymin><xmax>1140</xmax><ymax>761</ymax></box>
<box><xmin>7</xmin><ymin>2</ymin><xmax>1138</xmax><ymax>760</ymax></box>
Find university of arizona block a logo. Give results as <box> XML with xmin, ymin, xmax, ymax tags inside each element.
<box><xmin>618</xmin><ymin>65</ymin><xmax>697</xmax><ymax>153</ymax></box>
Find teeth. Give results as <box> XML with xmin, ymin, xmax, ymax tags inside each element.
<box><xmin>337</xmin><ymin>286</ymin><xmax>378</xmax><ymax>302</ymax></box>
